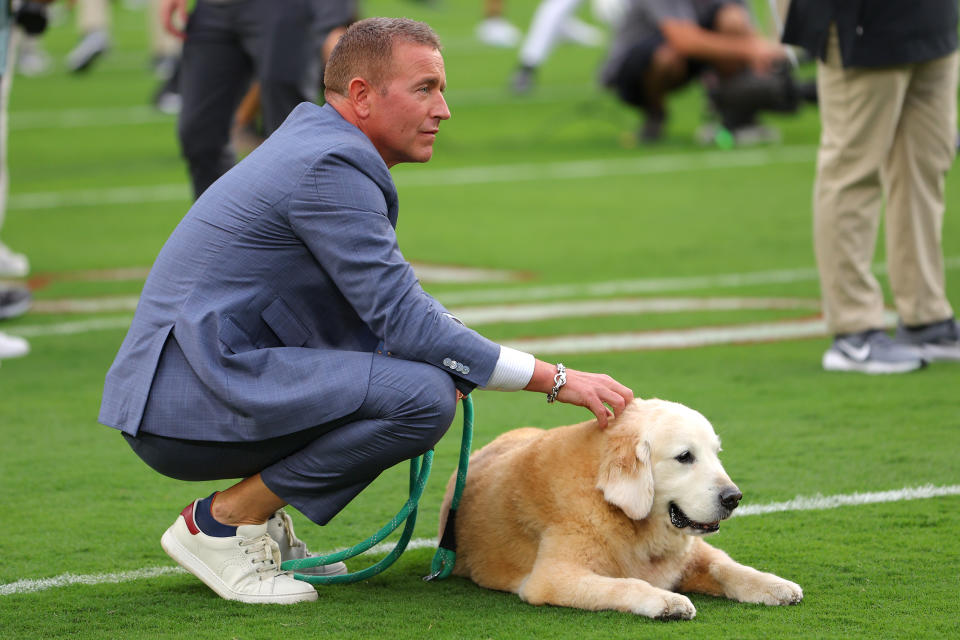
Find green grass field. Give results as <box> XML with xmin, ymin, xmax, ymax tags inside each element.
<box><xmin>1</xmin><ymin>2</ymin><xmax>959</xmax><ymax>638</ymax></box>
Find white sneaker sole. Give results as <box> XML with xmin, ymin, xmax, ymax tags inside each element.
<box><xmin>161</xmin><ymin>520</ymin><xmax>318</xmax><ymax>604</ymax></box>
<box><xmin>822</xmin><ymin>350</ymin><xmax>926</xmax><ymax>374</ymax></box>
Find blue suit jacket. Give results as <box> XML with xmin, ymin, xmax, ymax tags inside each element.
<box><xmin>99</xmin><ymin>103</ymin><xmax>501</xmax><ymax>441</ymax></box>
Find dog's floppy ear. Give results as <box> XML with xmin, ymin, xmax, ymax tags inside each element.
<box><xmin>595</xmin><ymin>431</ymin><xmax>654</xmax><ymax>520</ymax></box>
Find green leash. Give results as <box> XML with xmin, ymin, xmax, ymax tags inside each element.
<box><xmin>282</xmin><ymin>395</ymin><xmax>474</xmax><ymax>584</ymax></box>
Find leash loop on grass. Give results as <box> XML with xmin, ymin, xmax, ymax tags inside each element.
<box><xmin>282</xmin><ymin>395</ymin><xmax>474</xmax><ymax>584</ymax></box>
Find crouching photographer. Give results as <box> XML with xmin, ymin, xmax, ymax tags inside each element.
<box><xmin>600</xmin><ymin>0</ymin><xmax>815</xmax><ymax>145</ymax></box>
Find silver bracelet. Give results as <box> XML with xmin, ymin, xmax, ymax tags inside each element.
<box><xmin>546</xmin><ymin>363</ymin><xmax>566</xmax><ymax>403</ymax></box>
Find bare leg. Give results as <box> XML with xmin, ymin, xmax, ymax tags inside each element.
<box><xmin>211</xmin><ymin>474</ymin><xmax>286</xmax><ymax>526</ymax></box>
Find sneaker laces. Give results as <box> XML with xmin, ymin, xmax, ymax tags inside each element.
<box><xmin>240</xmin><ymin>534</ymin><xmax>285</xmax><ymax>579</ymax></box>
<box><xmin>274</xmin><ymin>510</ymin><xmax>311</xmax><ymax>559</ymax></box>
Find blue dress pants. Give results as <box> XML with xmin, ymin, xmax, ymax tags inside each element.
<box><xmin>125</xmin><ymin>353</ymin><xmax>457</xmax><ymax>525</ymax></box>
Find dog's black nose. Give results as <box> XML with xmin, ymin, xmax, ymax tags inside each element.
<box><xmin>719</xmin><ymin>487</ymin><xmax>742</xmax><ymax>511</ymax></box>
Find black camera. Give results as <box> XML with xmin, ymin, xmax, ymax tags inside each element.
<box><xmin>14</xmin><ymin>1</ymin><xmax>50</xmax><ymax>37</ymax></box>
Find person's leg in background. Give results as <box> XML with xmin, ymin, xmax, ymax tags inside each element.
<box><xmin>241</xmin><ymin>0</ymin><xmax>316</xmax><ymax>137</ymax></box>
<box><xmin>177</xmin><ymin>1</ymin><xmax>254</xmax><ymax>199</ymax></box>
<box><xmin>150</xmin><ymin>0</ymin><xmax>184</xmax><ymax>114</ymax></box>
<box><xmin>886</xmin><ymin>51</ymin><xmax>960</xmax><ymax>360</ymax></box>
<box><xmin>814</xmin><ymin>25</ymin><xmax>924</xmax><ymax>373</ymax></box>
<box><xmin>66</xmin><ymin>0</ymin><xmax>111</xmax><ymax>73</ymax></box>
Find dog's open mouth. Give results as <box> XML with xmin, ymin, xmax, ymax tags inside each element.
<box><xmin>669</xmin><ymin>502</ymin><xmax>720</xmax><ymax>533</ymax></box>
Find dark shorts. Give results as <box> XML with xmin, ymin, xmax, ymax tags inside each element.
<box><xmin>609</xmin><ymin>2</ymin><xmax>728</xmax><ymax>110</ymax></box>
<box><xmin>610</xmin><ymin>34</ymin><xmax>707</xmax><ymax>110</ymax></box>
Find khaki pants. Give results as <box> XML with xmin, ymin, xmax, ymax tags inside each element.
<box><xmin>814</xmin><ymin>26</ymin><xmax>957</xmax><ymax>335</ymax></box>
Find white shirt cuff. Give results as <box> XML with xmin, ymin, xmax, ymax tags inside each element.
<box><xmin>483</xmin><ymin>345</ymin><xmax>535</xmax><ymax>391</ymax></box>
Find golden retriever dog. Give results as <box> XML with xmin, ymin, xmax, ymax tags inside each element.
<box><xmin>438</xmin><ymin>398</ymin><xmax>802</xmax><ymax>619</ymax></box>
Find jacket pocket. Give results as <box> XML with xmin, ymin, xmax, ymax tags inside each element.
<box><xmin>219</xmin><ymin>316</ymin><xmax>257</xmax><ymax>354</ymax></box>
<box><xmin>261</xmin><ymin>296</ymin><xmax>311</xmax><ymax>347</ymax></box>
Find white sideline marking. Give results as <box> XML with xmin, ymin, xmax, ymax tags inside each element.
<box><xmin>452</xmin><ymin>297</ymin><xmax>820</xmax><ymax>325</ymax></box>
<box><xmin>732</xmin><ymin>484</ymin><xmax>960</xmax><ymax>517</ymax></box>
<box><xmin>12</xmin><ymin>317</ymin><xmax>134</xmax><ymax>337</ymax></box>
<box><xmin>9</xmin><ymin>184</ymin><xmax>190</xmax><ymax>210</ymax></box>
<box><xmin>393</xmin><ymin>146</ymin><xmax>815</xmax><ymax>187</ymax></box>
<box><xmin>2</xmin><ymin>484</ymin><xmax>958</xmax><ymax>596</ymax></box>
<box><xmin>7</xmin><ymin>86</ymin><xmax>592</xmax><ymax>130</ymax></box>
<box><xmin>6</xmin><ymin>146</ymin><xmax>814</xmax><ymax>211</ymax></box>
<box><xmin>9</xmin><ymin>105</ymin><xmax>172</xmax><ymax>131</ymax></box>
<box><xmin>501</xmin><ymin>312</ymin><xmax>898</xmax><ymax>354</ymax></box>
<box><xmin>439</xmin><ymin>256</ymin><xmax>960</xmax><ymax>305</ymax></box>
<box><xmin>0</xmin><ymin>566</ymin><xmax>186</xmax><ymax>596</ymax></box>
<box><xmin>25</xmin><ymin>295</ymin><xmax>818</xmax><ymax>320</ymax></box>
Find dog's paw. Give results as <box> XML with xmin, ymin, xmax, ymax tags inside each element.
<box><xmin>754</xmin><ymin>577</ymin><xmax>803</xmax><ymax>606</ymax></box>
<box><xmin>644</xmin><ymin>593</ymin><xmax>696</xmax><ymax>620</ymax></box>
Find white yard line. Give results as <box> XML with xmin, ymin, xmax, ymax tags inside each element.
<box><xmin>11</xmin><ymin>316</ymin><xmax>134</xmax><ymax>337</ymax></box>
<box><xmin>393</xmin><ymin>146</ymin><xmax>816</xmax><ymax>187</ymax></box>
<box><xmin>501</xmin><ymin>312</ymin><xmax>899</xmax><ymax>354</ymax></box>
<box><xmin>9</xmin><ymin>105</ymin><xmax>172</xmax><ymax>131</ymax></box>
<box><xmin>7</xmin><ymin>86</ymin><xmax>591</xmax><ymax>130</ymax></box>
<box><xmin>3</xmin><ymin>484</ymin><xmax>957</xmax><ymax>596</ymax></box>
<box><xmin>6</xmin><ymin>146</ymin><xmax>815</xmax><ymax>211</ymax></box>
<box><xmin>439</xmin><ymin>256</ymin><xmax>960</xmax><ymax>305</ymax></box>
<box><xmin>25</xmin><ymin>295</ymin><xmax>819</xmax><ymax>320</ymax></box>
<box><xmin>451</xmin><ymin>297</ymin><xmax>820</xmax><ymax>325</ymax></box>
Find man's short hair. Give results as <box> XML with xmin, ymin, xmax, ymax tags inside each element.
<box><xmin>324</xmin><ymin>17</ymin><xmax>442</xmax><ymax>97</ymax></box>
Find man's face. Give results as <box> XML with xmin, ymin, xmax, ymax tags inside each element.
<box><xmin>366</xmin><ymin>42</ymin><xmax>450</xmax><ymax>167</ymax></box>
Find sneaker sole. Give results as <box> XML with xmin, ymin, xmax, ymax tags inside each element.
<box><xmin>161</xmin><ymin>520</ymin><xmax>318</xmax><ymax>604</ymax></box>
<box><xmin>918</xmin><ymin>343</ymin><xmax>960</xmax><ymax>362</ymax></box>
<box><xmin>292</xmin><ymin>560</ymin><xmax>348</xmax><ymax>577</ymax></box>
<box><xmin>822</xmin><ymin>350</ymin><xmax>926</xmax><ymax>374</ymax></box>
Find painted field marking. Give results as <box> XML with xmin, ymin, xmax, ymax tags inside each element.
<box><xmin>393</xmin><ymin>145</ymin><xmax>816</xmax><ymax>187</ymax></box>
<box><xmin>7</xmin><ymin>85</ymin><xmax>591</xmax><ymax>131</ymax></box>
<box><xmin>501</xmin><ymin>312</ymin><xmax>899</xmax><ymax>355</ymax></box>
<box><xmin>25</xmin><ymin>295</ymin><xmax>818</xmax><ymax>320</ymax></box>
<box><xmin>3</xmin><ymin>484</ymin><xmax>957</xmax><ymax>596</ymax></box>
<box><xmin>6</xmin><ymin>146</ymin><xmax>815</xmax><ymax>211</ymax></box>
<box><xmin>439</xmin><ymin>256</ymin><xmax>960</xmax><ymax>305</ymax></box>
<box><xmin>452</xmin><ymin>297</ymin><xmax>820</xmax><ymax>325</ymax></box>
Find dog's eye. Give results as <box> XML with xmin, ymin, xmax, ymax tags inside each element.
<box><xmin>675</xmin><ymin>451</ymin><xmax>695</xmax><ymax>464</ymax></box>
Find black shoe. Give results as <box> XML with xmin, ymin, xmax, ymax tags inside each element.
<box><xmin>639</xmin><ymin>111</ymin><xmax>666</xmax><ymax>143</ymax></box>
<box><xmin>510</xmin><ymin>66</ymin><xmax>536</xmax><ymax>95</ymax></box>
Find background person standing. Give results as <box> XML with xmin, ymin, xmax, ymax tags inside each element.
<box><xmin>783</xmin><ymin>0</ymin><xmax>960</xmax><ymax>373</ymax></box>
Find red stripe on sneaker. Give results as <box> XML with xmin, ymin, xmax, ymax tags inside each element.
<box><xmin>181</xmin><ymin>502</ymin><xmax>200</xmax><ymax>535</ymax></box>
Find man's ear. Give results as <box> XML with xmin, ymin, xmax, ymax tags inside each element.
<box><xmin>347</xmin><ymin>76</ymin><xmax>372</xmax><ymax>118</ymax></box>
<box><xmin>595</xmin><ymin>432</ymin><xmax>654</xmax><ymax>520</ymax></box>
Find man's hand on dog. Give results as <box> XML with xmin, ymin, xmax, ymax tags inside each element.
<box><xmin>526</xmin><ymin>361</ymin><xmax>633</xmax><ymax>428</ymax></box>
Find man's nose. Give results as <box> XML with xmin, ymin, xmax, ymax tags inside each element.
<box><xmin>435</xmin><ymin>92</ymin><xmax>451</xmax><ymax>120</ymax></box>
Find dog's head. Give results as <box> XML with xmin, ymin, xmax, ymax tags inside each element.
<box><xmin>595</xmin><ymin>399</ymin><xmax>741</xmax><ymax>535</ymax></box>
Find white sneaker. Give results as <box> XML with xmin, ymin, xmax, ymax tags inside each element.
<box><xmin>267</xmin><ymin>509</ymin><xmax>348</xmax><ymax>577</ymax></box>
<box><xmin>476</xmin><ymin>17</ymin><xmax>521</xmax><ymax>48</ymax></box>
<box><xmin>0</xmin><ymin>331</ymin><xmax>29</xmax><ymax>360</ymax></box>
<box><xmin>0</xmin><ymin>243</ymin><xmax>29</xmax><ymax>277</ymax></box>
<box><xmin>160</xmin><ymin>501</ymin><xmax>318</xmax><ymax>604</ymax></box>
